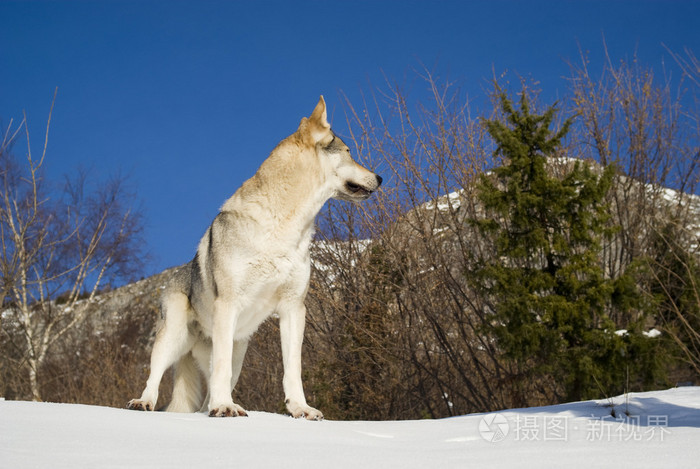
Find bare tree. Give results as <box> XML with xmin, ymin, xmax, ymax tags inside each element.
<box><xmin>567</xmin><ymin>44</ymin><xmax>699</xmax><ymax>275</ymax></box>
<box><xmin>0</xmin><ymin>92</ymin><xmax>145</xmax><ymax>401</ymax></box>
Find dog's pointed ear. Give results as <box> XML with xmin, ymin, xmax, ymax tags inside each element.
<box><xmin>300</xmin><ymin>96</ymin><xmax>332</xmax><ymax>145</ymax></box>
<box><xmin>310</xmin><ymin>95</ymin><xmax>330</xmax><ymax>129</ymax></box>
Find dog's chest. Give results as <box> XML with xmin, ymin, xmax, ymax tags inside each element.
<box><xmin>230</xmin><ymin>241</ymin><xmax>310</xmax><ymax>338</ymax></box>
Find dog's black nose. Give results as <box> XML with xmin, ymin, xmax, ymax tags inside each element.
<box><xmin>376</xmin><ymin>175</ymin><xmax>383</xmax><ymax>186</ymax></box>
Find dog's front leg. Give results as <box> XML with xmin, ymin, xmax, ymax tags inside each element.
<box><xmin>208</xmin><ymin>297</ymin><xmax>247</xmax><ymax>417</ymax></box>
<box><xmin>279</xmin><ymin>301</ymin><xmax>323</xmax><ymax>420</ymax></box>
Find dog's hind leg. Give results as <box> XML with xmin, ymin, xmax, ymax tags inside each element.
<box><xmin>230</xmin><ymin>338</ymin><xmax>249</xmax><ymax>392</ymax></box>
<box><xmin>128</xmin><ymin>291</ymin><xmax>194</xmax><ymax>411</ymax></box>
<box><xmin>191</xmin><ymin>338</ymin><xmax>212</xmax><ymax>412</ymax></box>
<box><xmin>165</xmin><ymin>352</ymin><xmax>202</xmax><ymax>413</ymax></box>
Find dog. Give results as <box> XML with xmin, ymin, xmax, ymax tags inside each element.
<box><xmin>127</xmin><ymin>96</ymin><xmax>381</xmax><ymax>419</ymax></box>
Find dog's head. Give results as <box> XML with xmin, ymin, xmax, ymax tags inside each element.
<box><xmin>300</xmin><ymin>96</ymin><xmax>382</xmax><ymax>202</ymax></box>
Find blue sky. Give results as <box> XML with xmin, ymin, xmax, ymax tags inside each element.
<box><xmin>2</xmin><ymin>0</ymin><xmax>699</xmax><ymax>279</ymax></box>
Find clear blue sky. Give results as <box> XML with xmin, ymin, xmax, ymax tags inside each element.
<box><xmin>2</xmin><ymin>0</ymin><xmax>699</xmax><ymax>279</ymax></box>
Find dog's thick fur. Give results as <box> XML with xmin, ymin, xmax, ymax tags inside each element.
<box><xmin>127</xmin><ymin>97</ymin><xmax>381</xmax><ymax>419</ymax></box>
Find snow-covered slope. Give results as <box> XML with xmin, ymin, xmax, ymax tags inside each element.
<box><xmin>2</xmin><ymin>387</ymin><xmax>699</xmax><ymax>468</ymax></box>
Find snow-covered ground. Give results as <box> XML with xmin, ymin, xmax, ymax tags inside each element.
<box><xmin>2</xmin><ymin>387</ymin><xmax>699</xmax><ymax>468</ymax></box>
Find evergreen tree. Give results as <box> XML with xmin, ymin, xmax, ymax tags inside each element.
<box><xmin>471</xmin><ymin>89</ymin><xmax>656</xmax><ymax>404</ymax></box>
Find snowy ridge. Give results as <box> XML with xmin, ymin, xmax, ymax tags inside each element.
<box><xmin>424</xmin><ymin>190</ymin><xmax>463</xmax><ymax>212</ymax></box>
<box><xmin>1</xmin><ymin>387</ymin><xmax>699</xmax><ymax>468</ymax></box>
<box><xmin>417</xmin><ymin>157</ymin><xmax>700</xmax><ymax>251</ymax></box>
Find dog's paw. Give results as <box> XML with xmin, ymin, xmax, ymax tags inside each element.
<box><xmin>286</xmin><ymin>400</ymin><xmax>323</xmax><ymax>421</ymax></box>
<box><xmin>208</xmin><ymin>403</ymin><xmax>248</xmax><ymax>418</ymax></box>
<box><xmin>127</xmin><ymin>399</ymin><xmax>154</xmax><ymax>411</ymax></box>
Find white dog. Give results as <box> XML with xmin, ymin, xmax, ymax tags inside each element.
<box><xmin>128</xmin><ymin>97</ymin><xmax>382</xmax><ymax>419</ymax></box>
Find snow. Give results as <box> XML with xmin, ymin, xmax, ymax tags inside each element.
<box><xmin>424</xmin><ymin>190</ymin><xmax>462</xmax><ymax>212</ymax></box>
<box><xmin>2</xmin><ymin>387</ymin><xmax>700</xmax><ymax>468</ymax></box>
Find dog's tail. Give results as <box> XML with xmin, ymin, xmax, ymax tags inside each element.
<box><xmin>166</xmin><ymin>352</ymin><xmax>203</xmax><ymax>413</ymax></box>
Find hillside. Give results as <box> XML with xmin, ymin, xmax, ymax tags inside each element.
<box><xmin>2</xmin><ymin>387</ymin><xmax>699</xmax><ymax>468</ymax></box>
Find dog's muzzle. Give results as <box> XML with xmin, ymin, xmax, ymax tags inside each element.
<box><xmin>346</xmin><ymin>175</ymin><xmax>382</xmax><ymax>197</ymax></box>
